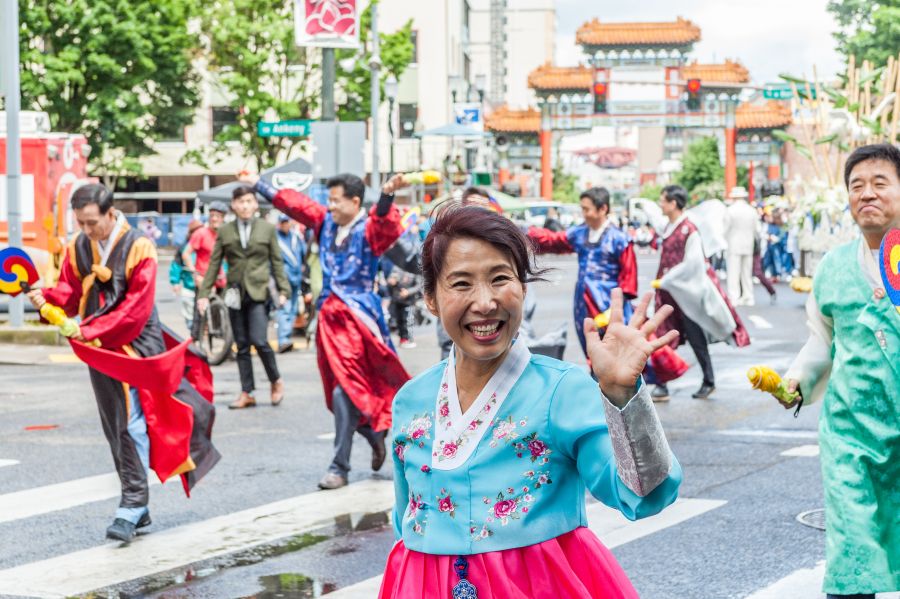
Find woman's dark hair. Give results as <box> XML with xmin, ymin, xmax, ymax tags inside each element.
<box><xmin>580</xmin><ymin>186</ymin><xmax>610</xmax><ymax>212</ymax></box>
<box><xmin>422</xmin><ymin>203</ymin><xmax>548</xmax><ymax>297</ymax></box>
<box><xmin>327</xmin><ymin>173</ymin><xmax>366</xmax><ymax>205</ymax></box>
<box><xmin>71</xmin><ymin>184</ymin><xmax>114</xmax><ymax>214</ymax></box>
<box><xmin>844</xmin><ymin>143</ymin><xmax>900</xmax><ymax>188</ymax></box>
<box><xmin>462</xmin><ymin>186</ymin><xmax>490</xmax><ymax>202</ymax></box>
<box><xmin>661</xmin><ymin>185</ymin><xmax>688</xmax><ymax>210</ymax></box>
<box><xmin>232</xmin><ymin>185</ymin><xmax>257</xmax><ymax>200</ymax></box>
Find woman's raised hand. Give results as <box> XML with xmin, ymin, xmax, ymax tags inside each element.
<box><xmin>584</xmin><ymin>289</ymin><xmax>679</xmax><ymax>406</ymax></box>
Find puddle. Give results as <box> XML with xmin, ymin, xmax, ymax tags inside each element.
<box><xmin>242</xmin><ymin>573</ymin><xmax>338</xmax><ymax>598</ymax></box>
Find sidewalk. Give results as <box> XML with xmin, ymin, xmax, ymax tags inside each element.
<box><xmin>0</xmin><ymin>343</ymin><xmax>78</xmax><ymax>366</ymax></box>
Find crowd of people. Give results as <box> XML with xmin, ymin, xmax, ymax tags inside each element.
<box><xmin>22</xmin><ymin>143</ymin><xmax>899</xmax><ymax>598</ymax></box>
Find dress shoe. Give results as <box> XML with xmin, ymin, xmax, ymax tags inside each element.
<box><xmin>370</xmin><ymin>432</ymin><xmax>387</xmax><ymax>472</ymax></box>
<box><xmin>229</xmin><ymin>392</ymin><xmax>256</xmax><ymax>409</ymax></box>
<box><xmin>277</xmin><ymin>343</ymin><xmax>294</xmax><ymax>354</ymax></box>
<box><xmin>271</xmin><ymin>379</ymin><xmax>285</xmax><ymax>406</ymax></box>
<box><xmin>318</xmin><ymin>472</ymin><xmax>348</xmax><ymax>490</ymax></box>
<box><xmin>692</xmin><ymin>384</ymin><xmax>715</xmax><ymax>399</ymax></box>
<box><xmin>651</xmin><ymin>384</ymin><xmax>670</xmax><ymax>402</ymax></box>
<box><xmin>106</xmin><ymin>518</ymin><xmax>137</xmax><ymax>543</ymax></box>
<box><xmin>136</xmin><ymin>511</ymin><xmax>152</xmax><ymax>529</ymax></box>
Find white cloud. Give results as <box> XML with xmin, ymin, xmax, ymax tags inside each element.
<box><xmin>554</xmin><ymin>0</ymin><xmax>843</xmax><ymax>84</ymax></box>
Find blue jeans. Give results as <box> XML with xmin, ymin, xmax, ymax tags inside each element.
<box><xmin>115</xmin><ymin>388</ymin><xmax>150</xmax><ymax>524</ymax></box>
<box><xmin>276</xmin><ymin>284</ymin><xmax>301</xmax><ymax>346</ymax></box>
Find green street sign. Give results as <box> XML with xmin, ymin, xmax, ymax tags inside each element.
<box><xmin>763</xmin><ymin>84</ymin><xmax>816</xmax><ymax>100</ymax></box>
<box><xmin>257</xmin><ymin>120</ymin><xmax>313</xmax><ymax>137</ymax></box>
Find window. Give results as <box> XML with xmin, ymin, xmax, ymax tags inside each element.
<box><xmin>211</xmin><ymin>107</ymin><xmax>239</xmax><ymax>140</ymax></box>
<box><xmin>399</xmin><ymin>103</ymin><xmax>418</xmax><ymax>139</ymax></box>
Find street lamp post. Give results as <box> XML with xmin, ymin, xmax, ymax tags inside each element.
<box><xmin>3</xmin><ymin>0</ymin><xmax>24</xmax><ymax>327</ymax></box>
<box><xmin>384</xmin><ymin>74</ymin><xmax>399</xmax><ymax>175</ymax></box>
<box><xmin>369</xmin><ymin>2</ymin><xmax>381</xmax><ymax>188</ymax></box>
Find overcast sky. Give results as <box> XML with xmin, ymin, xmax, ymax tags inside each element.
<box><xmin>554</xmin><ymin>0</ymin><xmax>844</xmax><ymax>85</ymax></box>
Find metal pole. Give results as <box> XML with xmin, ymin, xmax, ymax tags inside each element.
<box><xmin>388</xmin><ymin>98</ymin><xmax>395</xmax><ymax>174</ymax></box>
<box><xmin>3</xmin><ymin>0</ymin><xmax>24</xmax><ymax>327</ymax></box>
<box><xmin>370</xmin><ymin>1</ymin><xmax>381</xmax><ymax>187</ymax></box>
<box><xmin>322</xmin><ymin>48</ymin><xmax>336</xmax><ymax>121</ymax></box>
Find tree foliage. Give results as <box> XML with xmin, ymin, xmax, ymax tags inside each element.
<box><xmin>828</xmin><ymin>0</ymin><xmax>900</xmax><ymax>66</ymax></box>
<box><xmin>551</xmin><ymin>165</ymin><xmax>580</xmax><ymax>203</ymax></box>
<box><xmin>335</xmin><ymin>0</ymin><xmax>414</xmax><ymax>122</ymax></box>
<box><xmin>187</xmin><ymin>0</ymin><xmax>321</xmax><ymax>171</ymax></box>
<box><xmin>17</xmin><ymin>0</ymin><xmax>201</xmax><ymax>187</ymax></box>
<box><xmin>676</xmin><ymin>137</ymin><xmax>724</xmax><ymax>194</ymax></box>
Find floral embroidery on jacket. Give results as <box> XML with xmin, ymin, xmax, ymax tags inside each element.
<box><xmin>436</xmin><ymin>488</ymin><xmax>457</xmax><ymax>518</ymax></box>
<box><xmin>488</xmin><ymin>416</ymin><xmax>527</xmax><ymax>448</ymax></box>
<box><xmin>407</xmin><ymin>492</ymin><xmax>427</xmax><ymax>535</ymax></box>
<box><xmin>393</xmin><ymin>438</ymin><xmax>408</xmax><ymax>463</ymax></box>
<box><xmin>433</xmin><ymin>391</ymin><xmax>499</xmax><ymax>462</ymax></box>
<box><xmin>401</xmin><ymin>413</ymin><xmax>433</xmax><ymax>449</ymax></box>
<box><xmin>515</xmin><ymin>431</ymin><xmax>552</xmax><ymax>463</ymax></box>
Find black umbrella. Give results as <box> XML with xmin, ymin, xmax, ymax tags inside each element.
<box><xmin>196</xmin><ymin>158</ymin><xmax>314</xmax><ymax>207</ymax></box>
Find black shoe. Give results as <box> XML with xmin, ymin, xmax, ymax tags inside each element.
<box><xmin>136</xmin><ymin>511</ymin><xmax>152</xmax><ymax>529</ymax></box>
<box><xmin>651</xmin><ymin>384</ymin><xmax>670</xmax><ymax>401</ymax></box>
<box><xmin>692</xmin><ymin>384</ymin><xmax>715</xmax><ymax>399</ymax></box>
<box><xmin>106</xmin><ymin>518</ymin><xmax>137</xmax><ymax>543</ymax></box>
<box><xmin>277</xmin><ymin>343</ymin><xmax>294</xmax><ymax>354</ymax></box>
<box><xmin>770</xmin><ymin>292</ymin><xmax>777</xmax><ymax>305</ymax></box>
<box><xmin>370</xmin><ymin>432</ymin><xmax>387</xmax><ymax>472</ymax></box>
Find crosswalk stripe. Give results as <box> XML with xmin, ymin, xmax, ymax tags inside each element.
<box><xmin>0</xmin><ymin>479</ymin><xmax>394</xmax><ymax>598</ymax></box>
<box><xmin>780</xmin><ymin>445</ymin><xmax>820</xmax><ymax>457</ymax></box>
<box><xmin>743</xmin><ymin>560</ymin><xmax>826</xmax><ymax>598</ymax></box>
<box><xmin>0</xmin><ymin>459</ymin><xmax>19</xmax><ymax>469</ymax></box>
<box><xmin>329</xmin><ymin>497</ymin><xmax>727</xmax><ymax>598</ymax></box>
<box><xmin>717</xmin><ymin>429</ymin><xmax>819</xmax><ymax>440</ymax></box>
<box><xmin>748</xmin><ymin>315</ymin><xmax>773</xmax><ymax>330</ymax></box>
<box><xmin>0</xmin><ymin>473</ymin><xmax>162</xmax><ymax>525</ymax></box>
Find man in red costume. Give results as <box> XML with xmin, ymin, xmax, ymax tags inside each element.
<box><xmin>245</xmin><ymin>172</ymin><xmax>411</xmax><ymax>490</ymax></box>
<box><xmin>27</xmin><ymin>184</ymin><xmax>219</xmax><ymax>542</ymax></box>
<box><xmin>652</xmin><ymin>185</ymin><xmax>751</xmax><ymax>400</ymax></box>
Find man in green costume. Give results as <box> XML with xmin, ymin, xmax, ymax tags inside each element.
<box><xmin>782</xmin><ymin>144</ymin><xmax>899</xmax><ymax>599</ymax></box>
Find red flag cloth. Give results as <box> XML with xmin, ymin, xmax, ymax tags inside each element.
<box><xmin>162</xmin><ymin>329</ymin><xmax>214</xmax><ymax>403</ymax></box>
<box><xmin>316</xmin><ymin>294</ymin><xmax>410</xmax><ymax>433</ymax></box>
<box><xmin>69</xmin><ymin>338</ymin><xmax>203</xmax><ymax>489</ymax></box>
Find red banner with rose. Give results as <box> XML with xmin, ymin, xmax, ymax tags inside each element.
<box><xmin>294</xmin><ymin>0</ymin><xmax>360</xmax><ymax>48</ymax></box>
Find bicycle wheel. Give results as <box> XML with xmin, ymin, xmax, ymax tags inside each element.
<box><xmin>200</xmin><ymin>297</ymin><xmax>234</xmax><ymax>365</ymax></box>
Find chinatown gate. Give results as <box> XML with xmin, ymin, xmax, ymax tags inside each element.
<box><xmin>485</xmin><ymin>18</ymin><xmax>792</xmax><ymax>200</ymax></box>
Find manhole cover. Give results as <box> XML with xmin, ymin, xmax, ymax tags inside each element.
<box><xmin>797</xmin><ymin>508</ymin><xmax>826</xmax><ymax>531</ymax></box>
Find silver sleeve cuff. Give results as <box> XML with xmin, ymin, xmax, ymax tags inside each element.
<box><xmin>601</xmin><ymin>381</ymin><xmax>673</xmax><ymax>497</ymax></box>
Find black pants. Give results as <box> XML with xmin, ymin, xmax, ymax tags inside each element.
<box><xmin>329</xmin><ymin>386</ymin><xmax>382</xmax><ymax>477</ymax></box>
<box><xmin>682</xmin><ymin>315</ymin><xmax>714</xmax><ymax>386</ymax></box>
<box><xmin>752</xmin><ymin>253</ymin><xmax>776</xmax><ymax>297</ymax></box>
<box><xmin>390</xmin><ymin>302</ymin><xmax>411</xmax><ymax>340</ymax></box>
<box><xmin>229</xmin><ymin>299</ymin><xmax>280</xmax><ymax>393</ymax></box>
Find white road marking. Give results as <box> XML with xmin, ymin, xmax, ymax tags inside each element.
<box><xmin>316</xmin><ymin>432</ymin><xmax>336</xmax><ymax>440</ymax></box>
<box><xmin>748</xmin><ymin>315</ymin><xmax>773</xmax><ymax>329</ymax></box>
<box><xmin>743</xmin><ymin>561</ymin><xmax>826</xmax><ymax>598</ymax></box>
<box><xmin>0</xmin><ymin>479</ymin><xmax>394</xmax><ymax>599</ymax></box>
<box><xmin>781</xmin><ymin>445</ymin><xmax>820</xmax><ymax>457</ymax></box>
<box><xmin>0</xmin><ymin>473</ymin><xmax>162</xmax><ymax>525</ymax></box>
<box><xmin>0</xmin><ymin>459</ymin><xmax>19</xmax><ymax>469</ymax></box>
<box><xmin>717</xmin><ymin>429</ymin><xmax>819</xmax><ymax>440</ymax></box>
<box><xmin>330</xmin><ymin>497</ymin><xmax>727</xmax><ymax>598</ymax></box>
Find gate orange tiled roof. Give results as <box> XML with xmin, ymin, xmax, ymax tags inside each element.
<box><xmin>683</xmin><ymin>60</ymin><xmax>750</xmax><ymax>85</ymax></box>
<box><xmin>736</xmin><ymin>101</ymin><xmax>792</xmax><ymax>129</ymax></box>
<box><xmin>576</xmin><ymin>17</ymin><xmax>701</xmax><ymax>46</ymax></box>
<box><xmin>527</xmin><ymin>63</ymin><xmax>592</xmax><ymax>91</ymax></box>
<box><xmin>485</xmin><ymin>106</ymin><xmax>541</xmax><ymax>133</ymax></box>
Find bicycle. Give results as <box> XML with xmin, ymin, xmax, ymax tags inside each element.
<box><xmin>196</xmin><ymin>290</ymin><xmax>234</xmax><ymax>366</ymax></box>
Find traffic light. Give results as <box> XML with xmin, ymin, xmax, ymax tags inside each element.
<box><xmin>592</xmin><ymin>81</ymin><xmax>608</xmax><ymax>114</ymax></box>
<box><xmin>686</xmin><ymin>79</ymin><xmax>702</xmax><ymax>111</ymax></box>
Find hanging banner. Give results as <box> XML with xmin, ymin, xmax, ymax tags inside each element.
<box><xmin>294</xmin><ymin>0</ymin><xmax>360</xmax><ymax>49</ymax></box>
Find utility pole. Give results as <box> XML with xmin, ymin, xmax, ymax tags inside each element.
<box><xmin>321</xmin><ymin>48</ymin><xmax>336</xmax><ymax>121</ymax></box>
<box><xmin>3</xmin><ymin>0</ymin><xmax>24</xmax><ymax>327</ymax></box>
<box><xmin>369</xmin><ymin>1</ymin><xmax>381</xmax><ymax>188</ymax></box>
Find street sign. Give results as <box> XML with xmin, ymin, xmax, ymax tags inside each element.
<box><xmin>763</xmin><ymin>84</ymin><xmax>816</xmax><ymax>100</ymax></box>
<box><xmin>257</xmin><ymin>120</ymin><xmax>313</xmax><ymax>138</ymax></box>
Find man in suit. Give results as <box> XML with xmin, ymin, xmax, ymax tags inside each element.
<box><xmin>724</xmin><ymin>186</ymin><xmax>759</xmax><ymax>306</ymax></box>
<box><xmin>197</xmin><ymin>185</ymin><xmax>291</xmax><ymax>409</ymax></box>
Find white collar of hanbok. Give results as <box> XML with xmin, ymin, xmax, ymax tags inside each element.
<box><xmin>588</xmin><ymin>219</ymin><xmax>610</xmax><ymax>244</ymax></box>
<box><xmin>858</xmin><ymin>237</ymin><xmax>883</xmax><ymax>289</ymax></box>
<box><xmin>432</xmin><ymin>337</ymin><xmax>531</xmax><ymax>470</ymax></box>
<box><xmin>662</xmin><ymin>214</ymin><xmax>689</xmax><ymax>240</ymax></box>
<box><xmin>335</xmin><ymin>208</ymin><xmax>366</xmax><ymax>245</ymax></box>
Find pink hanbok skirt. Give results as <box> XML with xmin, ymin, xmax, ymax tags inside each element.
<box><xmin>378</xmin><ymin>526</ymin><xmax>639</xmax><ymax>598</ymax></box>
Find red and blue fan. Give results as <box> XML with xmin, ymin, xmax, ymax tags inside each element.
<box><xmin>0</xmin><ymin>247</ymin><xmax>40</xmax><ymax>296</ymax></box>
<box><xmin>880</xmin><ymin>228</ymin><xmax>900</xmax><ymax>315</ymax></box>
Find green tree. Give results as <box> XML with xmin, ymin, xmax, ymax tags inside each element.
<box><xmin>187</xmin><ymin>0</ymin><xmax>321</xmax><ymax>171</ymax></box>
<box><xmin>828</xmin><ymin>0</ymin><xmax>900</xmax><ymax>66</ymax></box>
<box><xmin>17</xmin><ymin>0</ymin><xmax>201</xmax><ymax>188</ymax></box>
<box><xmin>551</xmin><ymin>166</ymin><xmax>580</xmax><ymax>203</ymax></box>
<box><xmin>335</xmin><ymin>1</ymin><xmax>414</xmax><ymax>122</ymax></box>
<box><xmin>639</xmin><ymin>182</ymin><xmax>663</xmax><ymax>201</ymax></box>
<box><xmin>676</xmin><ymin>137</ymin><xmax>724</xmax><ymax>193</ymax></box>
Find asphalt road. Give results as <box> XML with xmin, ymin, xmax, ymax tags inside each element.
<box><xmin>0</xmin><ymin>252</ymin><xmax>869</xmax><ymax>599</ymax></box>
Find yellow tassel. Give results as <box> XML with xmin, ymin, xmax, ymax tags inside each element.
<box><xmin>594</xmin><ymin>309</ymin><xmax>611</xmax><ymax>328</ymax></box>
<box><xmin>747</xmin><ymin>365</ymin><xmax>782</xmax><ymax>393</ymax></box>
<box><xmin>91</xmin><ymin>264</ymin><xmax>113</xmax><ymax>283</ymax></box>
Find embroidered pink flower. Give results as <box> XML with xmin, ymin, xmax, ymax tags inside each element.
<box><xmin>528</xmin><ymin>439</ymin><xmax>548</xmax><ymax>458</ymax></box>
<box><xmin>412</xmin><ymin>428</ymin><xmax>425</xmax><ymax>440</ymax></box>
<box><xmin>522</xmin><ymin>507</ymin><xmax>529</xmax><ymax>513</ymax></box>
<box><xmin>493</xmin><ymin>420</ymin><xmax>515</xmax><ymax>439</ymax></box>
<box><xmin>394</xmin><ymin>444</ymin><xmax>405</xmax><ymax>462</ymax></box>
<box><xmin>493</xmin><ymin>499</ymin><xmax>518</xmax><ymax>519</ymax></box>
<box><xmin>438</xmin><ymin>496</ymin><xmax>454</xmax><ymax>513</ymax></box>
<box><xmin>468</xmin><ymin>420</ymin><xmax>479</xmax><ymax>431</ymax></box>
<box><xmin>439</xmin><ymin>403</ymin><xmax>450</xmax><ymax>417</ymax></box>
<box><xmin>442</xmin><ymin>442</ymin><xmax>458</xmax><ymax>458</ymax></box>
<box><xmin>421</xmin><ymin>465</ymin><xmax>430</xmax><ymax>473</ymax></box>
<box><xmin>538</xmin><ymin>474</ymin><xmax>549</xmax><ymax>485</ymax></box>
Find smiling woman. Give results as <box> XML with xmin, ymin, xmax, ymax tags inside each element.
<box><xmin>379</xmin><ymin>203</ymin><xmax>684</xmax><ymax>599</ymax></box>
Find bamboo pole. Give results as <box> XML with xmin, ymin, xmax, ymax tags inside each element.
<box><xmin>891</xmin><ymin>52</ymin><xmax>900</xmax><ymax>142</ymax></box>
<box><xmin>807</xmin><ymin>71</ymin><xmax>834</xmax><ymax>186</ymax></box>
<box><xmin>791</xmin><ymin>81</ymin><xmax>822</xmax><ymax>179</ymax></box>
